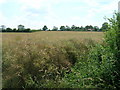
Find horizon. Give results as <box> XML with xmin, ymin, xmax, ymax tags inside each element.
<box><xmin>0</xmin><ymin>0</ymin><xmax>118</xmax><ymax>29</ymax></box>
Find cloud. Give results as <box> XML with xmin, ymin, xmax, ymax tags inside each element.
<box><xmin>0</xmin><ymin>0</ymin><xmax>6</xmax><ymax>4</ymax></box>
<box><xmin>0</xmin><ymin>0</ymin><xmax>119</xmax><ymax>29</ymax></box>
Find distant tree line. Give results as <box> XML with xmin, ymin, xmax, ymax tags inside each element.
<box><xmin>0</xmin><ymin>25</ymin><xmax>31</xmax><ymax>32</ymax></box>
<box><xmin>0</xmin><ymin>22</ymin><xmax>109</xmax><ymax>32</ymax></box>
<box><xmin>40</xmin><ymin>22</ymin><xmax>109</xmax><ymax>31</ymax></box>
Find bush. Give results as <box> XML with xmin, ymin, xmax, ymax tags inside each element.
<box><xmin>103</xmin><ymin>13</ymin><xmax>120</xmax><ymax>89</ymax></box>
<box><xmin>59</xmin><ymin>13</ymin><xmax>120</xmax><ymax>89</ymax></box>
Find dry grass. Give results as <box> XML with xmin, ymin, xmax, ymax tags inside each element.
<box><xmin>2</xmin><ymin>31</ymin><xmax>104</xmax><ymax>88</ymax></box>
<box><xmin>2</xmin><ymin>31</ymin><xmax>104</xmax><ymax>44</ymax></box>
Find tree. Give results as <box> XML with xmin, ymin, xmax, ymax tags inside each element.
<box><xmin>101</xmin><ymin>22</ymin><xmax>109</xmax><ymax>31</ymax></box>
<box><xmin>42</xmin><ymin>25</ymin><xmax>48</xmax><ymax>31</ymax></box>
<box><xmin>93</xmin><ymin>26</ymin><xmax>99</xmax><ymax>31</ymax></box>
<box><xmin>85</xmin><ymin>25</ymin><xmax>93</xmax><ymax>31</ymax></box>
<box><xmin>71</xmin><ymin>25</ymin><xmax>76</xmax><ymax>30</ymax></box>
<box><xmin>89</xmin><ymin>25</ymin><xmax>93</xmax><ymax>29</ymax></box>
<box><xmin>80</xmin><ymin>26</ymin><xmax>85</xmax><ymax>31</ymax></box>
<box><xmin>18</xmin><ymin>25</ymin><xmax>25</xmax><ymax>31</ymax></box>
<box><xmin>52</xmin><ymin>26</ymin><xmax>58</xmax><ymax>31</ymax></box>
<box><xmin>85</xmin><ymin>25</ymin><xmax>89</xmax><ymax>31</ymax></box>
<box><xmin>6</xmin><ymin>28</ymin><xmax>12</xmax><ymax>32</ymax></box>
<box><xmin>65</xmin><ymin>25</ymin><xmax>71</xmax><ymax>31</ymax></box>
<box><xmin>0</xmin><ymin>25</ymin><xmax>6</xmax><ymax>32</ymax></box>
<box><xmin>1</xmin><ymin>25</ymin><xmax>6</xmax><ymax>30</ymax></box>
<box><xmin>24</xmin><ymin>28</ymin><xmax>31</xmax><ymax>32</ymax></box>
<box><xmin>60</xmin><ymin>26</ymin><xmax>65</xmax><ymax>31</ymax></box>
<box><xmin>13</xmin><ymin>28</ymin><xmax>17</xmax><ymax>32</ymax></box>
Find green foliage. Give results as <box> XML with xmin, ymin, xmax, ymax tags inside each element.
<box><xmin>93</xmin><ymin>26</ymin><xmax>99</xmax><ymax>31</ymax></box>
<box><xmin>3</xmin><ymin>12</ymin><xmax>119</xmax><ymax>89</ymax></box>
<box><xmin>42</xmin><ymin>25</ymin><xmax>48</xmax><ymax>31</ymax></box>
<box><xmin>101</xmin><ymin>22</ymin><xmax>109</xmax><ymax>31</ymax></box>
<box><xmin>59</xmin><ymin>13</ymin><xmax>120</xmax><ymax>89</ymax></box>
<box><xmin>52</xmin><ymin>26</ymin><xmax>58</xmax><ymax>31</ymax></box>
<box><xmin>24</xmin><ymin>28</ymin><xmax>31</xmax><ymax>32</ymax></box>
<box><xmin>104</xmin><ymin>13</ymin><xmax>120</xmax><ymax>88</ymax></box>
<box><xmin>85</xmin><ymin>25</ymin><xmax>93</xmax><ymax>31</ymax></box>
<box><xmin>59</xmin><ymin>25</ymin><xmax>100</xmax><ymax>31</ymax></box>
<box><xmin>6</xmin><ymin>28</ymin><xmax>12</xmax><ymax>32</ymax></box>
<box><xmin>13</xmin><ymin>28</ymin><xmax>17</xmax><ymax>32</ymax></box>
<box><xmin>60</xmin><ymin>26</ymin><xmax>66</xmax><ymax>31</ymax></box>
<box><xmin>2</xmin><ymin>27</ymin><xmax>31</xmax><ymax>32</ymax></box>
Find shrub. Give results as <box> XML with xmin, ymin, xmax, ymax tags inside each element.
<box><xmin>103</xmin><ymin>13</ymin><xmax>120</xmax><ymax>89</ymax></box>
<box><xmin>59</xmin><ymin>13</ymin><xmax>120</xmax><ymax>89</ymax></box>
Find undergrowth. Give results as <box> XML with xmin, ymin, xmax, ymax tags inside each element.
<box><xmin>59</xmin><ymin>13</ymin><xmax>120</xmax><ymax>89</ymax></box>
<box><xmin>2</xmin><ymin>38</ymin><xmax>93</xmax><ymax>88</ymax></box>
<box><xmin>2</xmin><ymin>13</ymin><xmax>120</xmax><ymax>89</ymax></box>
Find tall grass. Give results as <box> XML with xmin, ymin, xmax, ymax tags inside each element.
<box><xmin>2</xmin><ymin>24</ymin><xmax>107</xmax><ymax>88</ymax></box>
<box><xmin>2</xmin><ymin>37</ymin><xmax>95</xmax><ymax>88</ymax></box>
<box><xmin>3</xmin><ymin>16</ymin><xmax>119</xmax><ymax>88</ymax></box>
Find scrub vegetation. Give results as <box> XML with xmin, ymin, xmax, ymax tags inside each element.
<box><xmin>2</xmin><ymin>13</ymin><xmax>120</xmax><ymax>89</ymax></box>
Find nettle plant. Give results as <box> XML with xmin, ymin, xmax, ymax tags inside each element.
<box><xmin>104</xmin><ymin>12</ymin><xmax>120</xmax><ymax>88</ymax></box>
<box><xmin>60</xmin><ymin>13</ymin><xmax>120</xmax><ymax>89</ymax></box>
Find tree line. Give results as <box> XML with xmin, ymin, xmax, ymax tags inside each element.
<box><xmin>0</xmin><ymin>22</ymin><xmax>109</xmax><ymax>32</ymax></box>
<box><xmin>0</xmin><ymin>25</ymin><xmax>31</xmax><ymax>32</ymax></box>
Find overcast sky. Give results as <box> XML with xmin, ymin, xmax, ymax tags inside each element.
<box><xmin>0</xmin><ymin>0</ymin><xmax>118</xmax><ymax>29</ymax></box>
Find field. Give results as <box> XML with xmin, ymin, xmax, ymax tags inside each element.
<box><xmin>2</xmin><ymin>31</ymin><xmax>105</xmax><ymax>88</ymax></box>
<box><xmin>2</xmin><ymin>31</ymin><xmax>104</xmax><ymax>44</ymax></box>
<box><xmin>2</xmin><ymin>13</ymin><xmax>120</xmax><ymax>89</ymax></box>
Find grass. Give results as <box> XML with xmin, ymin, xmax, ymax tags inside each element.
<box><xmin>2</xmin><ymin>13</ymin><xmax>120</xmax><ymax>89</ymax></box>
<box><xmin>2</xmin><ymin>31</ymin><xmax>104</xmax><ymax>88</ymax></box>
<box><xmin>2</xmin><ymin>31</ymin><xmax>103</xmax><ymax>44</ymax></box>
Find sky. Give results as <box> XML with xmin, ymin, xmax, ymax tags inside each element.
<box><xmin>0</xmin><ymin>0</ymin><xmax>119</xmax><ymax>29</ymax></box>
